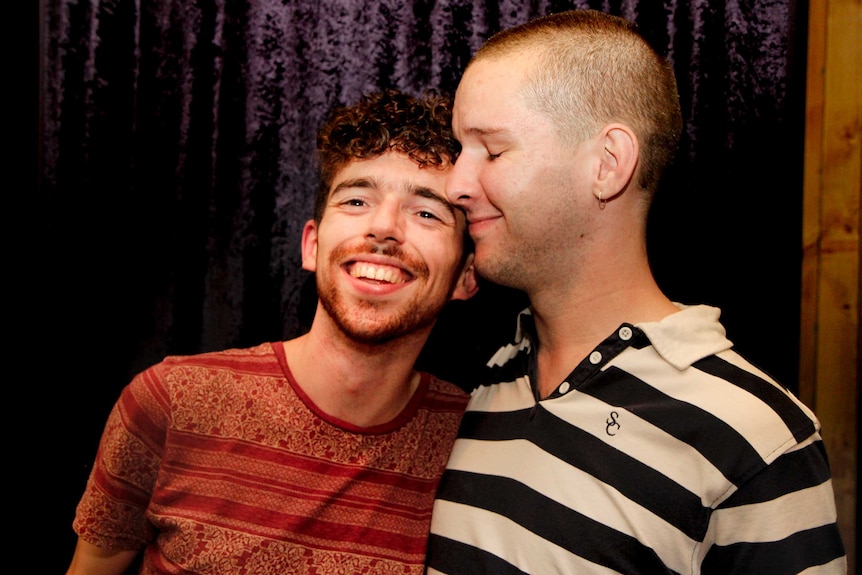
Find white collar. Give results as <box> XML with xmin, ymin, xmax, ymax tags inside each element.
<box><xmin>505</xmin><ymin>304</ymin><xmax>733</xmax><ymax>371</ymax></box>
<box><xmin>636</xmin><ymin>304</ymin><xmax>733</xmax><ymax>370</ymax></box>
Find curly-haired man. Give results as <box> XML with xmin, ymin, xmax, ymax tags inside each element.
<box><xmin>66</xmin><ymin>90</ymin><xmax>478</xmax><ymax>575</ymax></box>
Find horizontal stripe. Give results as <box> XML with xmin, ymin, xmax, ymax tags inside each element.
<box><xmin>435</xmin><ymin>470</ymin><xmax>677</xmax><ymax>574</ymax></box>
<box><xmin>456</xmin><ymin>405</ymin><xmax>711</xmax><ymax>541</ymax></box>
<box><xmin>710</xmin><ymin>481</ymin><xmax>839</xmax><ymax>546</ymax></box>
<box><xmin>150</xmin><ymin>490</ymin><xmax>428</xmax><ymax>555</ymax></box>
<box><xmin>444</xmin><ymin>435</ymin><xmax>699</xmax><ymax>570</ymax></box>
<box><xmin>427</xmin><ymin>533</ymin><xmax>529</xmax><ymax>575</ymax></box>
<box><xmin>428</xmin><ymin>500</ymin><xmax>632</xmax><ymax>575</ymax></box>
<box><xmin>166</xmin><ymin>429</ymin><xmax>440</xmax><ymax>489</ymax></box>
<box><xmin>607</xmin><ymin>348</ymin><xmax>782</xmax><ymax>481</ymax></box>
<box><xmin>702</xmin><ymin>524</ymin><xmax>846</xmax><ymax>575</ymax></box>
<box><xmin>696</xmin><ymin>353</ymin><xmax>816</xmax><ymax>442</ymax></box>
<box><xmin>718</xmin><ymin>441</ymin><xmax>833</xmax><ymax>507</ymax></box>
<box><xmin>542</xmin><ymin>387</ymin><xmax>733</xmax><ymax>507</ymax></box>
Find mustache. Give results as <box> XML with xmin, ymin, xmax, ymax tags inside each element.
<box><xmin>331</xmin><ymin>242</ymin><xmax>403</xmax><ymax>259</ymax></box>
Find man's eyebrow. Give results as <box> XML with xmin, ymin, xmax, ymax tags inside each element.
<box><xmin>330</xmin><ymin>177</ymin><xmax>373</xmax><ymax>196</ymax></box>
<box><xmin>462</xmin><ymin>126</ymin><xmax>509</xmax><ymax>137</ymax></box>
<box><xmin>413</xmin><ymin>186</ymin><xmax>457</xmax><ymax>218</ymax></box>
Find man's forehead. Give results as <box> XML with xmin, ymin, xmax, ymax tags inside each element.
<box><xmin>461</xmin><ymin>51</ymin><xmax>535</xmax><ymax>85</ymax></box>
<box><xmin>453</xmin><ymin>74</ymin><xmax>531</xmax><ymax>138</ymax></box>
<box><xmin>329</xmin><ymin>153</ymin><xmax>451</xmax><ymax>193</ymax></box>
<box><xmin>456</xmin><ymin>56</ymin><xmax>532</xmax><ymax>110</ymax></box>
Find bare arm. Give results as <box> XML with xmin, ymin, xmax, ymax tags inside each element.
<box><xmin>65</xmin><ymin>538</ymin><xmax>139</xmax><ymax>575</ymax></box>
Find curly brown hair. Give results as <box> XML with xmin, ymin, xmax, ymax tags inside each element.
<box><xmin>313</xmin><ymin>90</ymin><xmax>459</xmax><ymax>222</ymax></box>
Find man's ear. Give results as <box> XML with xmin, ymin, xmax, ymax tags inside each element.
<box><xmin>595</xmin><ymin>124</ymin><xmax>638</xmax><ymax>204</ymax></box>
<box><xmin>450</xmin><ymin>252</ymin><xmax>479</xmax><ymax>301</ymax></box>
<box><xmin>300</xmin><ymin>219</ymin><xmax>319</xmax><ymax>272</ymax></box>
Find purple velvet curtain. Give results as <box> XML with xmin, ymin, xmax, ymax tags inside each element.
<box><xmin>45</xmin><ymin>0</ymin><xmax>806</xmax><ymax>568</ymax></box>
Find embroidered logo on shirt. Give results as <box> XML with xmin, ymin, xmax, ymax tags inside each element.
<box><xmin>606</xmin><ymin>411</ymin><xmax>621</xmax><ymax>436</ymax></box>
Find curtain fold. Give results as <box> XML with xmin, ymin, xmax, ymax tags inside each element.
<box><xmin>46</xmin><ymin>0</ymin><xmax>804</xmax><ymax>378</ymax></box>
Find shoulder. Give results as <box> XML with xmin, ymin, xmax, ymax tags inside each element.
<box><xmin>148</xmin><ymin>342</ymin><xmax>281</xmax><ymax>379</ymax></box>
<box><xmin>422</xmin><ymin>373</ymin><xmax>471</xmax><ymax>410</ymax></box>
<box><xmin>129</xmin><ymin>343</ymin><xmax>292</xmax><ymax>434</ymax></box>
<box><xmin>709</xmin><ymin>348</ymin><xmax>820</xmax><ymax>447</ymax></box>
<box><xmin>132</xmin><ymin>342</ymin><xmax>285</xmax><ymax>403</ymax></box>
<box><xmin>156</xmin><ymin>341</ymin><xmax>278</xmax><ymax>368</ymax></box>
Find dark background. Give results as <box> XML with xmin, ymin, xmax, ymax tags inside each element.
<box><xmin>41</xmin><ymin>1</ymin><xmax>809</xmax><ymax>571</ymax></box>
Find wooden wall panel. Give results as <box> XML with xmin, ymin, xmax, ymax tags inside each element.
<box><xmin>800</xmin><ymin>0</ymin><xmax>861</xmax><ymax>570</ymax></box>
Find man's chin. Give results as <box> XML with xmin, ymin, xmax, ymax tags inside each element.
<box><xmin>337</xmin><ymin>323</ymin><xmax>416</xmax><ymax>346</ymax></box>
<box><xmin>318</xmin><ymin>286</ymin><xmax>442</xmax><ymax>345</ymax></box>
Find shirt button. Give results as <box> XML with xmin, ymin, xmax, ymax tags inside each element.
<box><xmin>559</xmin><ymin>381</ymin><xmax>570</xmax><ymax>394</ymax></box>
<box><xmin>619</xmin><ymin>326</ymin><xmax>633</xmax><ymax>340</ymax></box>
<box><xmin>589</xmin><ymin>351</ymin><xmax>602</xmax><ymax>364</ymax></box>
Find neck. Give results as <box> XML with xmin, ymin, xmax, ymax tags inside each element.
<box><xmin>282</xmin><ymin>314</ymin><xmax>429</xmax><ymax>427</ymax></box>
<box><xmin>527</xmin><ymin>252</ymin><xmax>678</xmax><ymax>399</ymax></box>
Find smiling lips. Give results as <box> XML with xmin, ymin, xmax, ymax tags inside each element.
<box><xmin>349</xmin><ymin>262</ymin><xmax>412</xmax><ymax>284</ymax></box>
<box><xmin>466</xmin><ymin>214</ymin><xmax>500</xmax><ymax>236</ymax></box>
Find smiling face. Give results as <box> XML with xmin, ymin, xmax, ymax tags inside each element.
<box><xmin>303</xmin><ymin>151</ymin><xmax>475</xmax><ymax>345</ymax></box>
<box><xmin>445</xmin><ymin>53</ymin><xmax>598</xmax><ymax>292</ymax></box>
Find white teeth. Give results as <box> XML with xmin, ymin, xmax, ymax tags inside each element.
<box><xmin>350</xmin><ymin>262</ymin><xmax>406</xmax><ymax>284</ymax></box>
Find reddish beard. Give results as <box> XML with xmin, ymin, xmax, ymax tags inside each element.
<box><xmin>316</xmin><ymin>242</ymin><xmax>448</xmax><ymax>345</ymax></box>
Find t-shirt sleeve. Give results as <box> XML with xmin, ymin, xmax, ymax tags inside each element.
<box><xmin>72</xmin><ymin>365</ymin><xmax>170</xmax><ymax>550</ymax></box>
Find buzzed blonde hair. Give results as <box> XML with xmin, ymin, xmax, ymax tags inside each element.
<box><xmin>471</xmin><ymin>10</ymin><xmax>682</xmax><ymax>196</ymax></box>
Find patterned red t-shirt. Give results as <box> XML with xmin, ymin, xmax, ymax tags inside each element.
<box><xmin>73</xmin><ymin>342</ymin><xmax>469</xmax><ymax>574</ymax></box>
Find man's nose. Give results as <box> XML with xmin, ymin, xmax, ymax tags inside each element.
<box><xmin>445</xmin><ymin>154</ymin><xmax>478</xmax><ymax>206</ymax></box>
<box><xmin>366</xmin><ymin>199</ymin><xmax>404</xmax><ymax>243</ymax></box>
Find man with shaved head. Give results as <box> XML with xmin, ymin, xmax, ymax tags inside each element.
<box><xmin>426</xmin><ymin>10</ymin><xmax>846</xmax><ymax>574</ymax></box>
